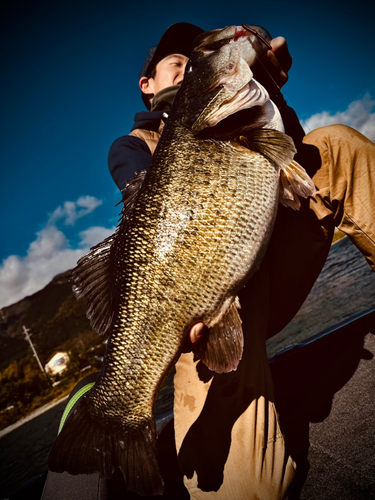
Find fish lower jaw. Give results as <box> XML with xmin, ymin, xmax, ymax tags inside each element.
<box><xmin>205</xmin><ymin>79</ymin><xmax>270</xmax><ymax>129</ymax></box>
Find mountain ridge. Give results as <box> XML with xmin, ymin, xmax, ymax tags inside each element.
<box><xmin>0</xmin><ymin>269</ymin><xmax>96</xmax><ymax>370</ymax></box>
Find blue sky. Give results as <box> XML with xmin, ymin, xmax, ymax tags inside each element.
<box><xmin>1</xmin><ymin>0</ymin><xmax>374</xmax><ymax>308</ymax></box>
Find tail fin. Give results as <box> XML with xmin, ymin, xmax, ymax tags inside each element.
<box><xmin>48</xmin><ymin>394</ymin><xmax>164</xmax><ymax>496</ymax></box>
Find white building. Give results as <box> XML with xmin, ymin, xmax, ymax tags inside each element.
<box><xmin>45</xmin><ymin>351</ymin><xmax>70</xmax><ymax>376</ymax></box>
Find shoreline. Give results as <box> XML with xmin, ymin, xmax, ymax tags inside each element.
<box><xmin>0</xmin><ymin>395</ymin><xmax>68</xmax><ymax>439</ymax></box>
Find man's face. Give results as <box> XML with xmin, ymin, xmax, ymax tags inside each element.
<box><xmin>140</xmin><ymin>53</ymin><xmax>189</xmax><ymax>102</ymax></box>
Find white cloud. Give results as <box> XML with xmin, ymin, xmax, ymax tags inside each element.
<box><xmin>302</xmin><ymin>93</ymin><xmax>375</xmax><ymax>142</ymax></box>
<box><xmin>27</xmin><ymin>225</ymin><xmax>68</xmax><ymax>261</ymax></box>
<box><xmin>49</xmin><ymin>196</ymin><xmax>103</xmax><ymax>226</ymax></box>
<box><xmin>0</xmin><ymin>197</ymin><xmax>115</xmax><ymax>309</ymax></box>
<box><xmin>79</xmin><ymin>226</ymin><xmax>116</xmax><ymax>247</ymax></box>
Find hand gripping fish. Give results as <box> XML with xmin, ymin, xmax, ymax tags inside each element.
<box><xmin>49</xmin><ymin>25</ymin><xmax>315</xmax><ymax>495</ymax></box>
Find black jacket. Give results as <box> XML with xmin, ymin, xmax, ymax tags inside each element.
<box><xmin>108</xmin><ymin>111</ymin><xmax>164</xmax><ymax>194</ymax></box>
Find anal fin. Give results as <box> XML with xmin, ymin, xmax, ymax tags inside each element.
<box><xmin>279</xmin><ymin>160</ymin><xmax>316</xmax><ymax>210</ymax></box>
<box><xmin>194</xmin><ymin>298</ymin><xmax>243</xmax><ymax>374</ymax></box>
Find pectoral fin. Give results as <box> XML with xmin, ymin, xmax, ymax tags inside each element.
<box><xmin>238</xmin><ymin>128</ymin><xmax>296</xmax><ymax>169</ymax></box>
<box><xmin>238</xmin><ymin>128</ymin><xmax>316</xmax><ymax>211</ymax></box>
<box><xmin>194</xmin><ymin>298</ymin><xmax>243</xmax><ymax>374</ymax></box>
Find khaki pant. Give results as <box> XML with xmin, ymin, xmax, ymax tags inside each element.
<box><xmin>174</xmin><ymin>125</ymin><xmax>375</xmax><ymax>499</ymax></box>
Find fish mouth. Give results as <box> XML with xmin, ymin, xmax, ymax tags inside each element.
<box><xmin>190</xmin><ymin>25</ymin><xmax>271</xmax><ymax>135</ymax></box>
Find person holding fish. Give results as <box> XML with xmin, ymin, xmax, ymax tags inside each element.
<box><xmin>45</xmin><ymin>22</ymin><xmax>375</xmax><ymax>500</ymax></box>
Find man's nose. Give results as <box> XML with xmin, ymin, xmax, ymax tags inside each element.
<box><xmin>176</xmin><ymin>66</ymin><xmax>186</xmax><ymax>84</ymax></box>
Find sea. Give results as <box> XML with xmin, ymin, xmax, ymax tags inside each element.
<box><xmin>1</xmin><ymin>236</ymin><xmax>374</xmax><ymax>499</ymax></box>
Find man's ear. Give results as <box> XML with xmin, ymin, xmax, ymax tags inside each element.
<box><xmin>139</xmin><ymin>77</ymin><xmax>154</xmax><ymax>96</ymax></box>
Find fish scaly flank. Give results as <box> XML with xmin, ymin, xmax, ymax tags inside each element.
<box><xmin>48</xmin><ymin>25</ymin><xmax>315</xmax><ymax>496</ymax></box>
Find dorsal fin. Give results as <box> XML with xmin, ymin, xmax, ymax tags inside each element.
<box><xmin>72</xmin><ymin>170</ymin><xmax>147</xmax><ymax>334</ymax></box>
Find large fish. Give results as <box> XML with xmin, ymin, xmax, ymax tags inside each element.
<box><xmin>48</xmin><ymin>25</ymin><xmax>315</xmax><ymax>495</ymax></box>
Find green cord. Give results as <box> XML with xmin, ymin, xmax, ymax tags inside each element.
<box><xmin>58</xmin><ymin>382</ymin><xmax>95</xmax><ymax>434</ymax></box>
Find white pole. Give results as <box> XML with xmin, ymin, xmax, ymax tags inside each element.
<box><xmin>22</xmin><ymin>325</ymin><xmax>47</xmax><ymax>375</ymax></box>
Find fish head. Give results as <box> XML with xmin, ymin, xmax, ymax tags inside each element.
<box><xmin>176</xmin><ymin>25</ymin><xmax>272</xmax><ymax>135</ymax></box>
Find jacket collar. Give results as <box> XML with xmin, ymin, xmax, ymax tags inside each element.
<box><xmin>131</xmin><ymin>85</ymin><xmax>180</xmax><ymax>132</ymax></box>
